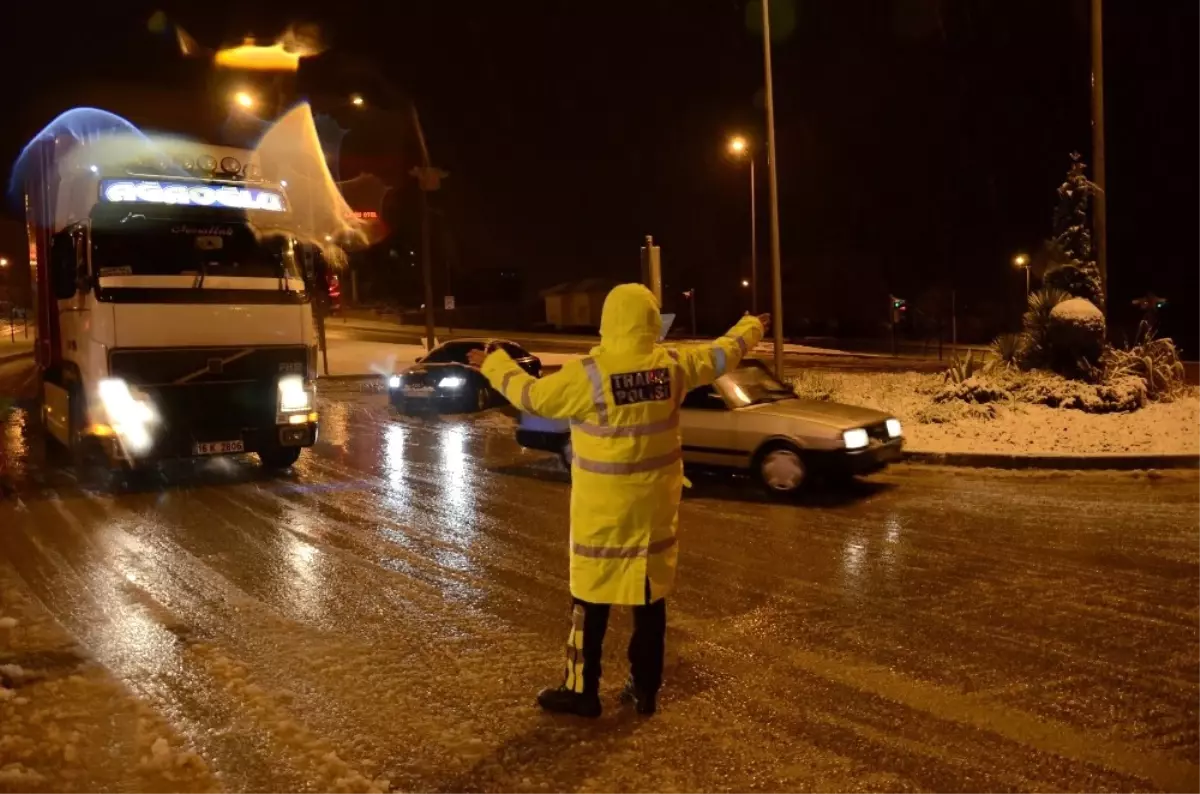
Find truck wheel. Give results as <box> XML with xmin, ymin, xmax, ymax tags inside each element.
<box><xmin>258</xmin><ymin>446</ymin><xmax>302</xmax><ymax>471</ymax></box>
<box><xmin>755</xmin><ymin>443</ymin><xmax>806</xmax><ymax>496</ymax></box>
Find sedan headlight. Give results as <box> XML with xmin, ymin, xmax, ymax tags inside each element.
<box><xmin>886</xmin><ymin>418</ymin><xmax>902</xmax><ymax>439</ymax></box>
<box><xmin>842</xmin><ymin>428</ymin><xmax>870</xmax><ymax>450</ymax></box>
<box><xmin>388</xmin><ymin>375</ymin><xmax>402</xmax><ymax>389</ymax></box>
<box><xmin>439</xmin><ymin>376</ymin><xmax>465</xmax><ymax>389</ymax></box>
<box><xmin>278</xmin><ymin>375</ymin><xmax>314</xmax><ymax>413</ymax></box>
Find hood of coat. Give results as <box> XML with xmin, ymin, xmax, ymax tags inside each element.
<box><xmin>592</xmin><ymin>283</ymin><xmax>662</xmax><ymax>356</ymax></box>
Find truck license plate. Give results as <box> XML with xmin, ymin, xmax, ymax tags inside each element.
<box><xmin>194</xmin><ymin>440</ymin><xmax>245</xmax><ymax>455</ymax></box>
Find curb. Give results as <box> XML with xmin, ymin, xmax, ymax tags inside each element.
<box><xmin>904</xmin><ymin>450</ymin><xmax>1200</xmax><ymax>471</ymax></box>
<box><xmin>0</xmin><ymin>350</ymin><xmax>33</xmax><ymax>366</ymax></box>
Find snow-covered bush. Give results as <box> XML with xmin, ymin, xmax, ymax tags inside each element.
<box><xmin>1012</xmin><ymin>370</ymin><xmax>1146</xmax><ymax>413</ymax></box>
<box><xmin>934</xmin><ymin>376</ymin><xmax>1010</xmax><ymax>405</ymax></box>
<box><xmin>1046</xmin><ymin>297</ymin><xmax>1105</xmax><ymax>377</ymax></box>
<box><xmin>1017</xmin><ymin>287</ymin><xmax>1070</xmax><ymax>369</ymax></box>
<box><xmin>1102</xmin><ymin>323</ymin><xmax>1186</xmax><ymax>400</ymax></box>
<box><xmin>989</xmin><ymin>333</ymin><xmax>1024</xmax><ymax>369</ymax></box>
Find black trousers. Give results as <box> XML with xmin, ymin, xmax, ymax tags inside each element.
<box><xmin>563</xmin><ymin>579</ymin><xmax>666</xmax><ymax>697</ymax></box>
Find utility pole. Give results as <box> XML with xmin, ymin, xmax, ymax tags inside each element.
<box><xmin>761</xmin><ymin>0</ymin><xmax>785</xmax><ymax>380</ymax></box>
<box><xmin>640</xmin><ymin>236</ymin><xmax>662</xmax><ymax>305</ymax></box>
<box><xmin>1090</xmin><ymin>0</ymin><xmax>1109</xmax><ymax>314</ymax></box>
<box><xmin>749</xmin><ymin>158</ymin><xmax>758</xmax><ymax>315</ymax></box>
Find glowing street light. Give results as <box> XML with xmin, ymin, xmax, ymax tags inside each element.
<box><xmin>726</xmin><ymin>134</ymin><xmax>757</xmax><ymax>314</ymax></box>
<box><xmin>351</xmin><ymin>94</ymin><xmax>365</xmax><ymax>108</ymax></box>
<box><xmin>741</xmin><ymin>278</ymin><xmax>749</xmax><ymax>287</ymax></box>
<box><xmin>1013</xmin><ymin>252</ymin><xmax>1031</xmax><ymax>297</ymax></box>
<box><xmin>0</xmin><ymin>258</ymin><xmax>8</xmax><ymax>268</ymax></box>
<box><xmin>233</xmin><ymin>91</ymin><xmax>256</xmax><ymax>110</ymax></box>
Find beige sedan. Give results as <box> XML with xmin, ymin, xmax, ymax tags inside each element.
<box><xmin>516</xmin><ymin>359</ymin><xmax>904</xmax><ymax>495</ymax></box>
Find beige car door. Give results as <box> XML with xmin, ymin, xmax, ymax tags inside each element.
<box><xmin>679</xmin><ymin>385</ymin><xmax>752</xmax><ymax>469</ymax></box>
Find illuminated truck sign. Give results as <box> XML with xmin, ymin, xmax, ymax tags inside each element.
<box><xmin>99</xmin><ymin>179</ymin><xmax>286</xmax><ymax>212</ymax></box>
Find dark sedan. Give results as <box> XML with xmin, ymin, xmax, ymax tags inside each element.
<box><xmin>387</xmin><ymin>339</ymin><xmax>542</xmax><ymax>414</ymax></box>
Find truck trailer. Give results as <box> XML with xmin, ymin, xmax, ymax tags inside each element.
<box><xmin>23</xmin><ymin>128</ymin><xmax>321</xmax><ymax>473</ymax></box>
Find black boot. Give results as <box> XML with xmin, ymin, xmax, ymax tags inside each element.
<box><xmin>619</xmin><ymin>678</ymin><xmax>657</xmax><ymax>716</ymax></box>
<box><xmin>536</xmin><ymin>685</ymin><xmax>602</xmax><ymax>718</ymax></box>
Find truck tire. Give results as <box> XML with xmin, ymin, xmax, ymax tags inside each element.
<box><xmin>258</xmin><ymin>446</ymin><xmax>302</xmax><ymax>471</ymax></box>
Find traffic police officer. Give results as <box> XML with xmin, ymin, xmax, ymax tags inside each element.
<box><xmin>471</xmin><ymin>283</ymin><xmax>767</xmax><ymax>717</ymax></box>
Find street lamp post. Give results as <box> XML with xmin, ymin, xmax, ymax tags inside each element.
<box><xmin>760</xmin><ymin>0</ymin><xmax>785</xmax><ymax>379</ymax></box>
<box><xmin>1013</xmin><ymin>253</ymin><xmax>1030</xmax><ymax>299</ymax></box>
<box><xmin>727</xmin><ymin>136</ymin><xmax>757</xmax><ymax>314</ymax></box>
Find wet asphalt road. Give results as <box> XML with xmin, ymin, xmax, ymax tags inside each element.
<box><xmin>0</xmin><ymin>374</ymin><xmax>1197</xmax><ymax>792</ymax></box>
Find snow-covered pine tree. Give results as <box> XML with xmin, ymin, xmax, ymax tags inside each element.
<box><xmin>1044</xmin><ymin>152</ymin><xmax>1104</xmax><ymax>308</ymax></box>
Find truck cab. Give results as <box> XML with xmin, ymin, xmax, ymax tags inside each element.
<box><xmin>30</xmin><ymin>145</ymin><xmax>320</xmax><ymax>472</ymax></box>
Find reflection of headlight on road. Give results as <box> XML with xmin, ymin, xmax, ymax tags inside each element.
<box><xmin>278</xmin><ymin>375</ymin><xmax>313</xmax><ymax>412</ymax></box>
<box><xmin>843</xmin><ymin>428</ymin><xmax>870</xmax><ymax>450</ymax></box>
<box><xmin>886</xmin><ymin>418</ymin><xmax>902</xmax><ymax>438</ymax></box>
<box><xmin>98</xmin><ymin>378</ymin><xmax>158</xmax><ymax>454</ymax></box>
<box><xmin>388</xmin><ymin>375</ymin><xmax>402</xmax><ymax>389</ymax></box>
<box><xmin>439</xmin><ymin>376</ymin><xmax>465</xmax><ymax>389</ymax></box>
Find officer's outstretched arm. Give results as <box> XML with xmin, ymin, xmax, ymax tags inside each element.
<box><xmin>480</xmin><ymin>352</ymin><xmax>593</xmax><ymax>420</ymax></box>
<box><xmin>674</xmin><ymin>314</ymin><xmax>765</xmax><ymax>392</ymax></box>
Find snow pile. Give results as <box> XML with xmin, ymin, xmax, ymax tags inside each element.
<box><xmin>788</xmin><ymin>369</ymin><xmax>1199</xmax><ymax>456</ymax></box>
<box><xmin>1050</xmin><ymin>297</ymin><xmax>1105</xmax><ymax>325</ymax></box>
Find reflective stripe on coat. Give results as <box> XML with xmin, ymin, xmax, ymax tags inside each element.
<box><xmin>481</xmin><ymin>284</ymin><xmax>764</xmax><ymax>605</ymax></box>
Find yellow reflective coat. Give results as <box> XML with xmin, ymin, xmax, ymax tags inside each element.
<box><xmin>482</xmin><ymin>284</ymin><xmax>764</xmax><ymax>605</ymax></box>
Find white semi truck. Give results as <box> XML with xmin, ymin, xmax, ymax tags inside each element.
<box><xmin>24</xmin><ymin>131</ymin><xmax>322</xmax><ymax>473</ymax></box>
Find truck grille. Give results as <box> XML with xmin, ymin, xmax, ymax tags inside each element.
<box><xmin>109</xmin><ymin>346</ymin><xmax>308</xmax><ymax>387</ymax></box>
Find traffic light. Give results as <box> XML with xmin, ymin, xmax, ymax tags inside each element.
<box><xmin>889</xmin><ymin>295</ymin><xmax>907</xmax><ymax>324</ymax></box>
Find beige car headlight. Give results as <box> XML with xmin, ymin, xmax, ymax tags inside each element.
<box><xmin>886</xmin><ymin>419</ymin><xmax>902</xmax><ymax>438</ymax></box>
<box><xmin>842</xmin><ymin>428</ymin><xmax>870</xmax><ymax>450</ymax></box>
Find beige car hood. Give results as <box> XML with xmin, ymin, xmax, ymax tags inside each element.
<box><xmin>740</xmin><ymin>397</ymin><xmax>892</xmax><ymax>430</ymax></box>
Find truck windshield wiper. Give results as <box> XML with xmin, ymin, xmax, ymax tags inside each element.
<box><xmin>193</xmin><ymin>259</ymin><xmax>208</xmax><ymax>290</ymax></box>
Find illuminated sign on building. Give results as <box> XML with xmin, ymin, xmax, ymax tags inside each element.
<box><xmin>99</xmin><ymin>180</ymin><xmax>286</xmax><ymax>212</ymax></box>
<box><xmin>348</xmin><ymin>210</ymin><xmax>379</xmax><ymax>220</ymax></box>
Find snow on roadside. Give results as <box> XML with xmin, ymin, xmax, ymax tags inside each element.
<box><xmin>0</xmin><ymin>565</ymin><xmax>216</xmax><ymax>793</ymax></box>
<box><xmin>790</xmin><ymin>370</ymin><xmax>1200</xmax><ymax>456</ymax></box>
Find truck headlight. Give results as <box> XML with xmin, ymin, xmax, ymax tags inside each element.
<box><xmin>886</xmin><ymin>418</ymin><xmax>902</xmax><ymax>438</ymax></box>
<box><xmin>278</xmin><ymin>375</ymin><xmax>314</xmax><ymax>413</ymax></box>
<box><xmin>98</xmin><ymin>378</ymin><xmax>158</xmax><ymax>455</ymax></box>
<box><xmin>439</xmin><ymin>376</ymin><xmax>465</xmax><ymax>389</ymax></box>
<box><xmin>842</xmin><ymin>428</ymin><xmax>870</xmax><ymax>450</ymax></box>
<box><xmin>388</xmin><ymin>375</ymin><xmax>402</xmax><ymax>389</ymax></box>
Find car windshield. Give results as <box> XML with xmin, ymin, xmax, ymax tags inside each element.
<box><xmin>422</xmin><ymin>341</ymin><xmax>483</xmax><ymax>364</ymax></box>
<box><xmin>717</xmin><ymin>362</ymin><xmax>796</xmax><ymax>408</ymax></box>
<box><xmin>90</xmin><ymin>211</ymin><xmax>300</xmax><ymax>280</ymax></box>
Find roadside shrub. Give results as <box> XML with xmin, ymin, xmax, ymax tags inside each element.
<box><xmin>1044</xmin><ymin>262</ymin><xmax>1104</xmax><ymax>308</ymax></box>
<box><xmin>1046</xmin><ymin>298</ymin><xmax>1105</xmax><ymax>377</ymax></box>
<box><xmin>789</xmin><ymin>371</ymin><xmax>838</xmax><ymax>402</ymax></box>
<box><xmin>1013</xmin><ymin>370</ymin><xmax>1145</xmax><ymax>413</ymax></box>
<box><xmin>1019</xmin><ymin>287</ymin><xmax>1071</xmax><ymax>368</ymax></box>
<box><xmin>934</xmin><ymin>375</ymin><xmax>1011</xmax><ymax>405</ymax></box>
<box><xmin>1102</xmin><ymin>323</ymin><xmax>1186</xmax><ymax>400</ymax></box>
<box><xmin>943</xmin><ymin>351</ymin><xmax>985</xmax><ymax>384</ymax></box>
<box><xmin>989</xmin><ymin>333</ymin><xmax>1024</xmax><ymax>370</ymax></box>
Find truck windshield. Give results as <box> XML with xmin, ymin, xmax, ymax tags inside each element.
<box><xmin>91</xmin><ymin>215</ymin><xmax>300</xmax><ymax>280</ymax></box>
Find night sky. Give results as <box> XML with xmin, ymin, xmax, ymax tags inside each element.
<box><xmin>1</xmin><ymin>1</ymin><xmax>1194</xmax><ymax>346</ymax></box>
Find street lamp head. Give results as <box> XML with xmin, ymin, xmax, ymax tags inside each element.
<box><xmin>351</xmin><ymin>94</ymin><xmax>365</xmax><ymax>108</ymax></box>
<box><xmin>233</xmin><ymin>90</ymin><xmax>256</xmax><ymax>110</ymax></box>
<box><xmin>0</xmin><ymin>258</ymin><xmax>8</xmax><ymax>268</ymax></box>
<box><xmin>1013</xmin><ymin>253</ymin><xmax>1029</xmax><ymax>268</ymax></box>
<box><xmin>727</xmin><ymin>135</ymin><xmax>748</xmax><ymax>157</ymax></box>
<box><xmin>741</xmin><ymin>279</ymin><xmax>750</xmax><ymax>287</ymax></box>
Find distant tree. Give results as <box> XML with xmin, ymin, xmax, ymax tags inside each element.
<box><xmin>1044</xmin><ymin>152</ymin><xmax>1104</xmax><ymax>308</ymax></box>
